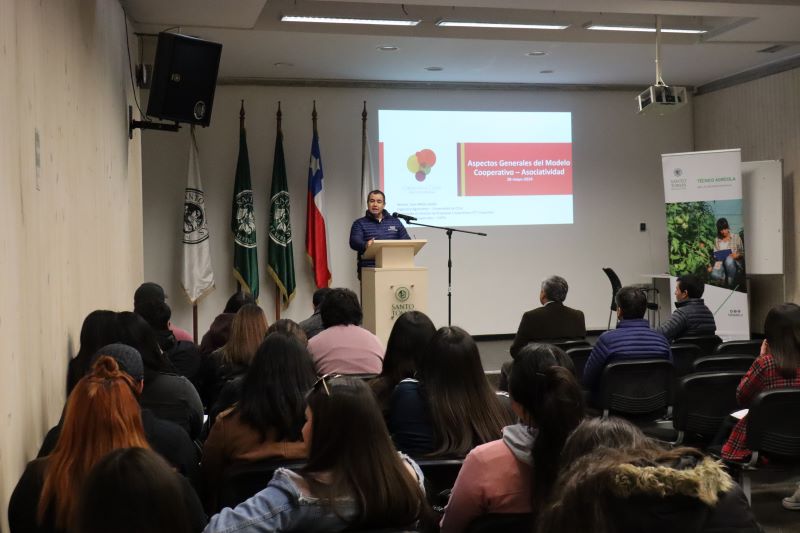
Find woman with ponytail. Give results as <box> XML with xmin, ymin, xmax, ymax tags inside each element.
<box><xmin>9</xmin><ymin>356</ymin><xmax>151</xmax><ymax>533</ymax></box>
<box><xmin>439</xmin><ymin>343</ymin><xmax>585</xmax><ymax>532</ymax></box>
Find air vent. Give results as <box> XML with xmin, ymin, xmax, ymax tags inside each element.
<box><xmin>757</xmin><ymin>45</ymin><xmax>788</xmax><ymax>54</ymax></box>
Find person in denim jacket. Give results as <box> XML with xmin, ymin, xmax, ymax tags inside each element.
<box><xmin>204</xmin><ymin>376</ymin><xmax>434</xmax><ymax>533</ymax></box>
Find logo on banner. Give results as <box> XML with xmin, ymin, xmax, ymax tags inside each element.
<box><xmin>407</xmin><ymin>149</ymin><xmax>437</xmax><ymax>182</ymax></box>
<box><xmin>233</xmin><ymin>190</ymin><xmax>257</xmax><ymax>248</ymax></box>
<box><xmin>183</xmin><ymin>188</ymin><xmax>209</xmax><ymax>244</ymax></box>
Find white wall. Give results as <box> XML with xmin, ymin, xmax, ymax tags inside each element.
<box><xmin>0</xmin><ymin>0</ymin><xmax>143</xmax><ymax>528</ymax></box>
<box><xmin>694</xmin><ymin>67</ymin><xmax>800</xmax><ymax>332</ymax></box>
<box><xmin>143</xmin><ymin>85</ymin><xmax>692</xmax><ymax>336</ymax></box>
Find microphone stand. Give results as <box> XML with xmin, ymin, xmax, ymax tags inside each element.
<box><xmin>405</xmin><ymin>219</ymin><xmax>487</xmax><ymax>326</ymax></box>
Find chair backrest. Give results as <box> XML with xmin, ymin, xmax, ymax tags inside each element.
<box><xmin>677</xmin><ymin>335</ymin><xmax>723</xmax><ymax>356</ymax></box>
<box><xmin>602</xmin><ymin>268</ymin><xmax>622</xmax><ymax>311</ymax></box>
<box><xmin>599</xmin><ymin>358</ymin><xmax>674</xmax><ymax>416</ymax></box>
<box><xmin>670</xmin><ymin>343</ymin><xmax>703</xmax><ymax>378</ymax></box>
<box><xmin>673</xmin><ymin>371</ymin><xmax>745</xmax><ymax>439</ymax></box>
<box><xmin>466</xmin><ymin>513</ymin><xmax>533</xmax><ymax>533</ymax></box>
<box><xmin>712</xmin><ymin>339</ymin><xmax>762</xmax><ymax>357</ymax></box>
<box><xmin>565</xmin><ymin>347</ymin><xmax>593</xmax><ymax>381</ymax></box>
<box><xmin>550</xmin><ymin>339</ymin><xmax>591</xmax><ymax>352</ymax></box>
<box><xmin>217</xmin><ymin>459</ymin><xmax>307</xmax><ymax>512</ymax></box>
<box><xmin>746</xmin><ymin>389</ymin><xmax>800</xmax><ymax>458</ymax></box>
<box><xmin>413</xmin><ymin>458</ymin><xmax>464</xmax><ymax>498</ymax></box>
<box><xmin>693</xmin><ymin>354</ymin><xmax>755</xmax><ymax>373</ymax></box>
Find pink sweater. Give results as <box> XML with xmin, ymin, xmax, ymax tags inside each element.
<box><xmin>307</xmin><ymin>324</ymin><xmax>384</xmax><ymax>375</ymax></box>
<box><xmin>440</xmin><ymin>428</ymin><xmax>533</xmax><ymax>532</ymax></box>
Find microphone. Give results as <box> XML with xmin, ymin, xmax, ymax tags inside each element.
<box><xmin>392</xmin><ymin>212</ymin><xmax>417</xmax><ymax>222</ymax></box>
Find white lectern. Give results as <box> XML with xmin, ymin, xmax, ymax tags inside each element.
<box><xmin>361</xmin><ymin>240</ymin><xmax>428</xmax><ymax>346</ymax></box>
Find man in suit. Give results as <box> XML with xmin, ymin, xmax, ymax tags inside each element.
<box><xmin>509</xmin><ymin>275</ymin><xmax>587</xmax><ymax>358</ymax></box>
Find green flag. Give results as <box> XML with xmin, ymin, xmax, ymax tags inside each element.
<box><xmin>267</xmin><ymin>107</ymin><xmax>296</xmax><ymax>308</ymax></box>
<box><xmin>231</xmin><ymin>101</ymin><xmax>259</xmax><ymax>299</ymax></box>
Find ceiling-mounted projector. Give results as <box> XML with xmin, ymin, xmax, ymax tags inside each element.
<box><xmin>636</xmin><ymin>85</ymin><xmax>688</xmax><ymax>115</ymax></box>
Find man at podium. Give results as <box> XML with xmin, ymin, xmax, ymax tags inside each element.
<box><xmin>349</xmin><ymin>190</ymin><xmax>410</xmax><ymax>272</ymax></box>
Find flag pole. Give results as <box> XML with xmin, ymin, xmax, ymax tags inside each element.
<box><xmin>361</xmin><ymin>101</ymin><xmax>367</xmax><ymax>182</ymax></box>
<box><xmin>192</xmin><ymin>304</ymin><xmax>198</xmax><ymax>344</ymax></box>
<box><xmin>274</xmin><ymin>101</ymin><xmax>283</xmax><ymax>320</ymax></box>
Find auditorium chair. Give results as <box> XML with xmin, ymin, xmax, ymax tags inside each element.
<box><xmin>712</xmin><ymin>339</ymin><xmax>762</xmax><ymax>357</ymax></box>
<box><xmin>216</xmin><ymin>458</ymin><xmax>307</xmax><ymax>513</ymax></box>
<box><xmin>550</xmin><ymin>339</ymin><xmax>591</xmax><ymax>352</ymax></box>
<box><xmin>733</xmin><ymin>389</ymin><xmax>800</xmax><ymax>503</ymax></box>
<box><xmin>670</xmin><ymin>343</ymin><xmax>704</xmax><ymax>378</ymax></box>
<box><xmin>598</xmin><ymin>359</ymin><xmax>676</xmax><ymax>441</ymax></box>
<box><xmin>693</xmin><ymin>354</ymin><xmax>755</xmax><ymax>374</ymax></box>
<box><xmin>672</xmin><ymin>371</ymin><xmax>744</xmax><ymax>446</ymax></box>
<box><xmin>678</xmin><ymin>334</ymin><xmax>723</xmax><ymax>356</ymax></box>
<box><xmin>413</xmin><ymin>457</ymin><xmax>464</xmax><ymax>504</ymax></box>
<box><xmin>565</xmin><ymin>346</ymin><xmax>592</xmax><ymax>381</ymax></box>
<box><xmin>602</xmin><ymin>267</ymin><xmax>622</xmax><ymax>330</ymax></box>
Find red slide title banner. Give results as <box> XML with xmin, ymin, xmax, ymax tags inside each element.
<box><xmin>457</xmin><ymin>142</ymin><xmax>572</xmax><ymax>197</ymax></box>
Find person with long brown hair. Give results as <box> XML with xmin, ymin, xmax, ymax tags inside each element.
<box><xmin>203</xmin><ymin>376</ymin><xmax>435</xmax><ymax>532</ymax></box>
<box><xmin>8</xmin><ymin>357</ymin><xmax>150</xmax><ymax>533</ymax></box>
<box><xmin>537</xmin><ymin>418</ymin><xmax>761</xmax><ymax>533</ymax></box>
<box><xmin>200</xmin><ymin>303</ymin><xmax>268</xmax><ymax>409</ymax></box>
<box><xmin>388</xmin><ymin>326</ymin><xmax>513</xmax><ymax>456</ymax></box>
<box><xmin>722</xmin><ymin>302</ymin><xmax>800</xmax><ymax>462</ymax></box>
<box><xmin>439</xmin><ymin>343</ymin><xmax>585</xmax><ymax>531</ymax></box>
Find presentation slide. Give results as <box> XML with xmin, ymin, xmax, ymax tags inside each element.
<box><xmin>378</xmin><ymin>110</ymin><xmax>573</xmax><ymax>226</ymax></box>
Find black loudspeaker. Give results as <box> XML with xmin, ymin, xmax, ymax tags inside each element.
<box><xmin>147</xmin><ymin>33</ymin><xmax>222</xmax><ymax>127</ymax></box>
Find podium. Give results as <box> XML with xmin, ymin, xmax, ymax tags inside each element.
<box><xmin>361</xmin><ymin>240</ymin><xmax>428</xmax><ymax>346</ymax></box>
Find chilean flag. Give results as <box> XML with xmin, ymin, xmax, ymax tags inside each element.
<box><xmin>305</xmin><ymin>128</ymin><xmax>331</xmax><ymax>288</ymax></box>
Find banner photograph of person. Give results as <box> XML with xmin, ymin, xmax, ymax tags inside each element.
<box><xmin>666</xmin><ymin>199</ymin><xmax>746</xmax><ymax>293</ymax></box>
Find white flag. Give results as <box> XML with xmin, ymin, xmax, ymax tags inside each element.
<box><xmin>360</xmin><ymin>135</ymin><xmax>376</xmax><ymax>214</ymax></box>
<box><xmin>181</xmin><ymin>126</ymin><xmax>215</xmax><ymax>304</ymax></box>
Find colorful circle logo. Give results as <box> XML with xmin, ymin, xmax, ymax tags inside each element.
<box><xmin>407</xmin><ymin>149</ymin><xmax>437</xmax><ymax>182</ymax></box>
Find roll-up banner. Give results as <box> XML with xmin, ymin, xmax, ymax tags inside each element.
<box><xmin>661</xmin><ymin>149</ymin><xmax>749</xmax><ymax>341</ymax></box>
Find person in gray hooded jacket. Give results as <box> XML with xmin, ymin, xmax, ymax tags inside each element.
<box><xmin>439</xmin><ymin>344</ymin><xmax>585</xmax><ymax>532</ymax></box>
<box><xmin>657</xmin><ymin>274</ymin><xmax>717</xmax><ymax>342</ymax></box>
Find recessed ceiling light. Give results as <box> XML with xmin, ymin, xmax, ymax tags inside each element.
<box><xmin>437</xmin><ymin>20</ymin><xmax>568</xmax><ymax>30</ymax></box>
<box><xmin>273</xmin><ymin>62</ymin><xmax>294</xmax><ymax>68</ymax></box>
<box><xmin>425</xmin><ymin>66</ymin><xmax>444</xmax><ymax>71</ymax></box>
<box><xmin>526</xmin><ymin>51</ymin><xmax>547</xmax><ymax>57</ymax></box>
<box><xmin>539</xmin><ymin>69</ymin><xmax>554</xmax><ymax>74</ymax></box>
<box><xmin>281</xmin><ymin>15</ymin><xmax>420</xmax><ymax>27</ymax></box>
<box><xmin>585</xmin><ymin>23</ymin><xmax>706</xmax><ymax>34</ymax></box>
<box><xmin>377</xmin><ymin>45</ymin><xmax>399</xmax><ymax>51</ymax></box>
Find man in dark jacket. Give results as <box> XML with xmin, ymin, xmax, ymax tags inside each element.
<box><xmin>349</xmin><ymin>189</ymin><xmax>410</xmax><ymax>271</ymax></box>
<box><xmin>509</xmin><ymin>275</ymin><xmax>586</xmax><ymax>358</ymax></box>
<box><xmin>656</xmin><ymin>274</ymin><xmax>716</xmax><ymax>342</ymax></box>
<box><xmin>582</xmin><ymin>286</ymin><xmax>671</xmax><ymax>398</ymax></box>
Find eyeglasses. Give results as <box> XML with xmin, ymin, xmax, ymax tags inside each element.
<box><xmin>309</xmin><ymin>373</ymin><xmax>342</xmax><ymax>397</ymax></box>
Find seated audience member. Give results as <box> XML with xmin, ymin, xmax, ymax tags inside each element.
<box><xmin>201</xmin><ymin>333</ymin><xmax>315</xmax><ymax>510</ymax></box>
<box><xmin>298</xmin><ymin>287</ymin><xmax>332</xmax><ymax>340</ymax></box>
<box><xmin>268</xmin><ymin>318</ymin><xmax>309</xmax><ymax>345</ymax></box>
<box><xmin>440</xmin><ymin>344</ymin><xmax>585</xmax><ymax>532</ymax></box>
<box><xmin>203</xmin><ymin>377</ymin><xmax>434</xmax><ymax>532</ymax></box>
<box><xmin>656</xmin><ymin>274</ymin><xmax>716</xmax><ymax>342</ymax></box>
<box><xmin>9</xmin><ymin>357</ymin><xmax>151</xmax><ymax>533</ymax></box>
<box><xmin>722</xmin><ymin>303</ymin><xmax>800</xmax><ymax>462</ymax></box>
<box><xmin>136</xmin><ymin>298</ymin><xmax>201</xmax><ymax>384</ymax></box>
<box><xmin>388</xmin><ymin>326</ymin><xmax>513</xmax><ymax>456</ymax></box>
<box><xmin>510</xmin><ymin>275</ymin><xmax>586</xmax><ymax>358</ymax></box>
<box><xmin>582</xmin><ymin>286</ymin><xmax>671</xmax><ymax>399</ymax></box>
<box><xmin>537</xmin><ymin>417</ymin><xmax>761</xmax><ymax>533</ymax></box>
<box><xmin>135</xmin><ymin>281</ymin><xmax>193</xmax><ymax>342</ymax></box>
<box><xmin>38</xmin><ymin>344</ymin><xmax>198</xmax><ymax>480</ymax></box>
<box><xmin>77</xmin><ymin>447</ymin><xmax>206</xmax><ymax>533</ymax></box>
<box><xmin>117</xmin><ymin>311</ymin><xmax>204</xmax><ymax>440</ymax></box>
<box><xmin>198</xmin><ymin>291</ymin><xmax>255</xmax><ymax>357</ymax></box>
<box><xmin>66</xmin><ymin>309</ymin><xmax>119</xmax><ymax>395</ymax></box>
<box><xmin>307</xmin><ymin>288</ymin><xmax>384</xmax><ymax>375</ymax></box>
<box><xmin>199</xmin><ymin>304</ymin><xmax>268</xmax><ymax>409</ymax></box>
<box><xmin>369</xmin><ymin>311</ymin><xmax>436</xmax><ymax>415</ymax></box>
